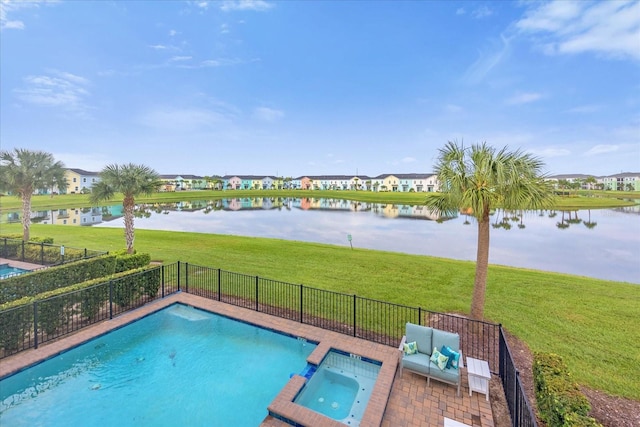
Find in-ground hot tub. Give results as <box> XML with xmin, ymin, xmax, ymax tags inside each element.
<box><xmin>294</xmin><ymin>350</ymin><xmax>381</xmax><ymax>426</ymax></box>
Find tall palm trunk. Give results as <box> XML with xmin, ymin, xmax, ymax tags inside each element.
<box><xmin>123</xmin><ymin>194</ymin><xmax>136</xmax><ymax>254</ymax></box>
<box><xmin>471</xmin><ymin>207</ymin><xmax>491</xmax><ymax>320</ymax></box>
<box><xmin>22</xmin><ymin>192</ymin><xmax>32</xmax><ymax>241</ymax></box>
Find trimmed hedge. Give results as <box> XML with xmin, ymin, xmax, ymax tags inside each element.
<box><xmin>533</xmin><ymin>352</ymin><xmax>602</xmax><ymax>427</ymax></box>
<box><xmin>0</xmin><ymin>253</ymin><xmax>150</xmax><ymax>305</ymax></box>
<box><xmin>0</xmin><ymin>266</ymin><xmax>162</xmax><ymax>352</ymax></box>
<box><xmin>0</xmin><ymin>255</ymin><xmax>118</xmax><ymax>304</ymax></box>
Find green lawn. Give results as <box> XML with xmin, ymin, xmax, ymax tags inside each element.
<box><xmin>1</xmin><ymin>222</ymin><xmax>638</xmax><ymax>401</ymax></box>
<box><xmin>1</xmin><ymin>189</ymin><xmax>638</xmax><ymax>213</ymax></box>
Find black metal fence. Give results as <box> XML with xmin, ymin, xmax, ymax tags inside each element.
<box><xmin>177</xmin><ymin>262</ymin><xmax>501</xmax><ymax>372</ymax></box>
<box><xmin>0</xmin><ymin>260</ymin><xmax>537</xmax><ymax>427</ymax></box>
<box><xmin>500</xmin><ymin>328</ymin><xmax>538</xmax><ymax>427</ymax></box>
<box><xmin>0</xmin><ymin>238</ymin><xmax>108</xmax><ymax>267</ymax></box>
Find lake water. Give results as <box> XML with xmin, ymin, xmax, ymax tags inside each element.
<box><xmin>5</xmin><ymin>198</ymin><xmax>640</xmax><ymax>283</ymax></box>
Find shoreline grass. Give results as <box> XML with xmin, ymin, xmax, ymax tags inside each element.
<box><xmin>1</xmin><ymin>189</ymin><xmax>638</xmax><ymax>213</ymax></box>
<box><xmin>1</xmin><ymin>222</ymin><xmax>638</xmax><ymax>401</ymax></box>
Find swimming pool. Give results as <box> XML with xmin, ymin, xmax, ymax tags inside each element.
<box><xmin>0</xmin><ymin>303</ymin><xmax>317</xmax><ymax>426</ymax></box>
<box><xmin>0</xmin><ymin>263</ymin><xmax>29</xmax><ymax>279</ymax></box>
<box><xmin>294</xmin><ymin>350</ymin><xmax>381</xmax><ymax>426</ymax></box>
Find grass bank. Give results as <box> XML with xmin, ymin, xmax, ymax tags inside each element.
<box><xmin>1</xmin><ymin>222</ymin><xmax>638</xmax><ymax>401</ymax></box>
<box><xmin>1</xmin><ymin>189</ymin><xmax>638</xmax><ymax>212</ymax></box>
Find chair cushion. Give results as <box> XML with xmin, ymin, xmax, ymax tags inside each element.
<box><xmin>428</xmin><ymin>361</ymin><xmax>460</xmax><ymax>383</ymax></box>
<box><xmin>432</xmin><ymin>329</ymin><xmax>459</xmax><ymax>354</ymax></box>
<box><xmin>402</xmin><ymin>352</ymin><xmax>431</xmax><ymax>375</ymax></box>
<box><xmin>405</xmin><ymin>323</ymin><xmax>433</xmax><ymax>354</ymax></box>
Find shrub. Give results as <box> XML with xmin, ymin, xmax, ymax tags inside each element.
<box><xmin>0</xmin><ymin>255</ymin><xmax>118</xmax><ymax>304</ymax></box>
<box><xmin>533</xmin><ymin>352</ymin><xmax>602</xmax><ymax>427</ymax></box>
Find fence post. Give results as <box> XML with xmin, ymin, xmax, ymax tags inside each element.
<box><xmin>514</xmin><ymin>371</ymin><xmax>521</xmax><ymax>427</ymax></box>
<box><xmin>161</xmin><ymin>265</ymin><xmax>165</xmax><ymax>298</ymax></box>
<box><xmin>353</xmin><ymin>295</ymin><xmax>357</xmax><ymax>337</ymax></box>
<box><xmin>33</xmin><ymin>301</ymin><xmax>39</xmax><ymax>349</ymax></box>
<box><xmin>109</xmin><ymin>280</ymin><xmax>114</xmax><ymax>319</ymax></box>
<box><xmin>185</xmin><ymin>263</ymin><xmax>189</xmax><ymax>293</ymax></box>
<box><xmin>217</xmin><ymin>269</ymin><xmax>221</xmax><ymax>301</ymax></box>
<box><xmin>40</xmin><ymin>242</ymin><xmax>44</xmax><ymax>265</ymax></box>
<box><xmin>84</xmin><ymin>248</ymin><xmax>88</xmax><ymax>259</ymax></box>
<box><xmin>177</xmin><ymin>261</ymin><xmax>181</xmax><ymax>292</ymax></box>
<box><xmin>21</xmin><ymin>240</ymin><xmax>25</xmax><ymax>261</ymax></box>
<box><xmin>418</xmin><ymin>307</ymin><xmax>422</xmax><ymax>325</ymax></box>
<box><xmin>255</xmin><ymin>276</ymin><xmax>259</xmax><ymax>311</ymax></box>
<box><xmin>299</xmin><ymin>284</ymin><xmax>303</xmax><ymax>323</ymax></box>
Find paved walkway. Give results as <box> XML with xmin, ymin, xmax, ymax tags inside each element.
<box><xmin>1</xmin><ymin>293</ymin><xmax>494</xmax><ymax>427</ymax></box>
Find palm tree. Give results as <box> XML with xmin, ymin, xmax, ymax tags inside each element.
<box><xmin>89</xmin><ymin>163</ymin><xmax>162</xmax><ymax>254</ymax></box>
<box><xmin>424</xmin><ymin>141</ymin><xmax>555</xmax><ymax>320</ymax></box>
<box><xmin>0</xmin><ymin>148</ymin><xmax>67</xmax><ymax>241</ymax></box>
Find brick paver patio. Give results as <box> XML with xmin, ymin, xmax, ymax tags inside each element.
<box><xmin>0</xmin><ymin>293</ymin><xmax>494</xmax><ymax>427</ymax></box>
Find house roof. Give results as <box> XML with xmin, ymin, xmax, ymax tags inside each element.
<box><xmin>159</xmin><ymin>174</ymin><xmax>204</xmax><ymax>180</ymax></box>
<box><xmin>66</xmin><ymin>168</ymin><xmax>99</xmax><ymax>176</ymax></box>
<box><xmin>372</xmin><ymin>173</ymin><xmax>435</xmax><ymax>179</ymax></box>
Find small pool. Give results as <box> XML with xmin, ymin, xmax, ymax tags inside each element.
<box><xmin>0</xmin><ymin>303</ymin><xmax>317</xmax><ymax>426</ymax></box>
<box><xmin>294</xmin><ymin>350</ymin><xmax>381</xmax><ymax>426</ymax></box>
<box><xmin>0</xmin><ymin>263</ymin><xmax>29</xmax><ymax>279</ymax></box>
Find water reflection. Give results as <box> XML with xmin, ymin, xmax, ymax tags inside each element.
<box><xmin>2</xmin><ymin>198</ymin><xmax>639</xmax><ymax>283</ymax></box>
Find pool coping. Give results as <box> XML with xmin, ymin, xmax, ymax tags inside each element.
<box><xmin>0</xmin><ymin>292</ymin><xmax>399</xmax><ymax>427</ymax></box>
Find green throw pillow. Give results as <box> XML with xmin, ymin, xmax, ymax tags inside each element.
<box><xmin>403</xmin><ymin>341</ymin><xmax>418</xmax><ymax>355</ymax></box>
<box><xmin>430</xmin><ymin>347</ymin><xmax>449</xmax><ymax>370</ymax></box>
<box><xmin>440</xmin><ymin>345</ymin><xmax>460</xmax><ymax>370</ymax></box>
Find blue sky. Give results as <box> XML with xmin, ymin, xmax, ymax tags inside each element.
<box><xmin>1</xmin><ymin>0</ymin><xmax>639</xmax><ymax>178</ymax></box>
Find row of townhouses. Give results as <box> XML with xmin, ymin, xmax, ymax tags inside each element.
<box><xmin>59</xmin><ymin>169</ymin><xmax>640</xmax><ymax>194</ymax></box>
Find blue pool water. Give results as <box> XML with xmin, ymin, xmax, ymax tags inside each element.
<box><xmin>294</xmin><ymin>351</ymin><xmax>381</xmax><ymax>426</ymax></box>
<box><xmin>0</xmin><ymin>264</ymin><xmax>29</xmax><ymax>279</ymax></box>
<box><xmin>0</xmin><ymin>304</ymin><xmax>317</xmax><ymax>426</ymax></box>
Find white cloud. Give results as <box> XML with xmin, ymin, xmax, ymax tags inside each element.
<box><xmin>506</xmin><ymin>92</ymin><xmax>544</xmax><ymax>105</ymax></box>
<box><xmin>253</xmin><ymin>107</ymin><xmax>284</xmax><ymax>122</ymax></box>
<box><xmin>565</xmin><ymin>104</ymin><xmax>601</xmax><ymax>113</ymax></box>
<box><xmin>516</xmin><ymin>0</ymin><xmax>640</xmax><ymax>61</ymax></box>
<box><xmin>14</xmin><ymin>70</ymin><xmax>92</xmax><ymax>117</ymax></box>
<box><xmin>463</xmin><ymin>33</ymin><xmax>512</xmax><ymax>84</ymax></box>
<box><xmin>220</xmin><ymin>23</ymin><xmax>229</xmax><ymax>34</ymax></box>
<box><xmin>220</xmin><ymin>0</ymin><xmax>273</xmax><ymax>12</ymax></box>
<box><xmin>169</xmin><ymin>29</ymin><xmax>178</xmax><ymax>36</ymax></box>
<box><xmin>472</xmin><ymin>6</ymin><xmax>493</xmax><ymax>19</ymax></box>
<box><xmin>55</xmin><ymin>152</ymin><xmax>111</xmax><ymax>171</ymax></box>
<box><xmin>584</xmin><ymin>145</ymin><xmax>619</xmax><ymax>156</ymax></box>
<box><xmin>529</xmin><ymin>147</ymin><xmax>571</xmax><ymax>158</ymax></box>
<box><xmin>138</xmin><ymin>107</ymin><xmax>232</xmax><ymax>132</ymax></box>
<box><xmin>170</xmin><ymin>56</ymin><xmax>192</xmax><ymax>62</ymax></box>
<box><xmin>456</xmin><ymin>8</ymin><xmax>465</xmax><ymax>16</ymax></box>
<box><xmin>149</xmin><ymin>44</ymin><xmax>168</xmax><ymax>50</ymax></box>
<box><xmin>401</xmin><ymin>157</ymin><xmax>416</xmax><ymax>163</ymax></box>
<box><xmin>0</xmin><ymin>0</ymin><xmax>56</xmax><ymax>30</ymax></box>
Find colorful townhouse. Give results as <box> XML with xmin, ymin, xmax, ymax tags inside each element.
<box><xmin>63</xmin><ymin>168</ymin><xmax>101</xmax><ymax>194</ymax></box>
<box><xmin>159</xmin><ymin>175</ymin><xmax>207</xmax><ymax>191</ymax></box>
<box><xmin>602</xmin><ymin>172</ymin><xmax>640</xmax><ymax>191</ymax></box>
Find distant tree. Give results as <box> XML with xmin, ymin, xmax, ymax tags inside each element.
<box><xmin>89</xmin><ymin>163</ymin><xmax>162</xmax><ymax>254</ymax></box>
<box><xmin>585</xmin><ymin>176</ymin><xmax>597</xmax><ymax>190</ymax></box>
<box><xmin>425</xmin><ymin>141</ymin><xmax>555</xmax><ymax>320</ymax></box>
<box><xmin>0</xmin><ymin>148</ymin><xmax>67</xmax><ymax>241</ymax></box>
